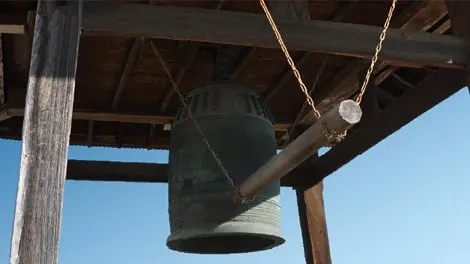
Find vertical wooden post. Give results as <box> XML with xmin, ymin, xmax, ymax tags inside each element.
<box><xmin>9</xmin><ymin>1</ymin><xmax>81</xmax><ymax>264</ymax></box>
<box><xmin>296</xmin><ymin>157</ymin><xmax>332</xmax><ymax>264</ymax></box>
<box><xmin>269</xmin><ymin>2</ymin><xmax>333</xmax><ymax>263</ymax></box>
<box><xmin>445</xmin><ymin>0</ymin><xmax>470</xmax><ymax>92</ymax></box>
<box><xmin>0</xmin><ymin>35</ymin><xmax>4</xmax><ymax>105</ymax></box>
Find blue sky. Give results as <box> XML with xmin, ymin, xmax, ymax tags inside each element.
<box><xmin>1</xmin><ymin>89</ymin><xmax>470</xmax><ymax>264</ymax></box>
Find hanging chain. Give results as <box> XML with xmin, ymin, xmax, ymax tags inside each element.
<box><xmin>355</xmin><ymin>0</ymin><xmax>397</xmax><ymax>104</ymax></box>
<box><xmin>282</xmin><ymin>55</ymin><xmax>329</xmax><ymax>148</ymax></box>
<box><xmin>259</xmin><ymin>0</ymin><xmax>397</xmax><ymax>144</ymax></box>
<box><xmin>148</xmin><ymin>41</ymin><xmax>252</xmax><ymax>202</ymax></box>
<box><xmin>151</xmin><ymin>0</ymin><xmax>397</xmax><ymax>202</ymax></box>
<box><xmin>258</xmin><ymin>0</ymin><xmax>322</xmax><ymax>121</ymax></box>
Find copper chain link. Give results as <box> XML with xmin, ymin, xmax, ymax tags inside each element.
<box><xmin>259</xmin><ymin>0</ymin><xmax>397</xmax><ymax>144</ymax></box>
<box><xmin>152</xmin><ymin>0</ymin><xmax>397</xmax><ymax>202</ymax></box>
<box><xmin>148</xmin><ymin>42</ymin><xmax>239</xmax><ymax>196</ymax></box>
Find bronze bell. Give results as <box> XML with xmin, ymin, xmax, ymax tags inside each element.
<box><xmin>167</xmin><ymin>83</ymin><xmax>285</xmax><ymax>254</ymax></box>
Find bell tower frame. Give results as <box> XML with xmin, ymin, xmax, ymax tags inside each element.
<box><xmin>2</xmin><ymin>0</ymin><xmax>468</xmax><ymax>263</ymax></box>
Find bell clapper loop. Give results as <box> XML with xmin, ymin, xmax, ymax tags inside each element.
<box><xmin>233</xmin><ymin>188</ymin><xmax>256</xmax><ymax>204</ymax></box>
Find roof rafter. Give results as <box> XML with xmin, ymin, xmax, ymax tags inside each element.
<box><xmin>299</xmin><ymin>0</ymin><xmax>450</xmax><ymax>124</ymax></box>
<box><xmin>293</xmin><ymin>68</ymin><xmax>466</xmax><ymax>189</ymax></box>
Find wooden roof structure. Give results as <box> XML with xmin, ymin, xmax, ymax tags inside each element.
<box><xmin>1</xmin><ymin>0</ymin><xmax>468</xmax><ymax>187</ymax></box>
<box><xmin>2</xmin><ymin>0</ymin><xmax>470</xmax><ymax>263</ymax></box>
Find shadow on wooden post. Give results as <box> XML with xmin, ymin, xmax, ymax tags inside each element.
<box><xmin>9</xmin><ymin>1</ymin><xmax>82</xmax><ymax>264</ymax></box>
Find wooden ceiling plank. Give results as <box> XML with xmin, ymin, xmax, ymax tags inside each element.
<box><xmin>158</xmin><ymin>0</ymin><xmax>228</xmax><ymax>113</ymax></box>
<box><xmin>373</xmin><ymin>17</ymin><xmax>451</xmax><ymax>88</ymax></box>
<box><xmin>0</xmin><ymin>13</ymin><xmax>25</xmax><ymax>34</ymax></box>
<box><xmin>150</xmin><ymin>0</ymin><xmax>229</xmax><ymax>147</ymax></box>
<box><xmin>2</xmin><ymin>107</ymin><xmax>292</xmax><ymax>131</ymax></box>
<box><xmin>87</xmin><ymin>120</ymin><xmax>94</xmax><ymax>145</ymax></box>
<box><xmin>446</xmin><ymin>0</ymin><xmax>470</xmax><ymax>89</ymax></box>
<box><xmin>300</xmin><ymin>0</ymin><xmax>450</xmax><ymax>124</ymax></box>
<box><xmin>263</xmin><ymin>1</ymin><xmax>359</xmax><ymax>101</ymax></box>
<box><xmin>293</xmin><ymin>68</ymin><xmax>466</xmax><ymax>189</ymax></box>
<box><xmin>229</xmin><ymin>0</ymin><xmax>313</xmax><ymax>89</ymax></box>
<box><xmin>0</xmin><ymin>36</ymin><xmax>4</xmax><ymax>106</ymax></box>
<box><xmin>65</xmin><ymin>159</ymin><xmax>309</xmax><ymax>187</ymax></box>
<box><xmin>112</xmin><ymin>37</ymin><xmax>144</xmax><ymax>110</ymax></box>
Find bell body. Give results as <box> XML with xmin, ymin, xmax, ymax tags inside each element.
<box><xmin>167</xmin><ymin>83</ymin><xmax>284</xmax><ymax>254</ymax></box>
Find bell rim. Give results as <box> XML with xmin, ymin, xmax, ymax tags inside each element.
<box><xmin>166</xmin><ymin>221</ymin><xmax>285</xmax><ymax>254</ymax></box>
<box><xmin>166</xmin><ymin>232</ymin><xmax>285</xmax><ymax>254</ymax></box>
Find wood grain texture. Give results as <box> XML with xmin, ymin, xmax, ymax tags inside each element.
<box><xmin>237</xmin><ymin>0</ymin><xmax>311</xmax><ymax>89</ymax></box>
<box><xmin>0</xmin><ymin>36</ymin><xmax>4</xmax><ymax>105</ymax></box>
<box><xmin>3</xmin><ymin>107</ymin><xmax>292</xmax><ymax>131</ymax></box>
<box><xmin>238</xmin><ymin>100</ymin><xmax>362</xmax><ymax>199</ymax></box>
<box><xmin>446</xmin><ymin>0</ymin><xmax>470</xmax><ymax>86</ymax></box>
<box><xmin>374</xmin><ymin>18</ymin><xmax>451</xmax><ymax>87</ymax></box>
<box><xmin>263</xmin><ymin>0</ymin><xmax>357</xmax><ymax>102</ymax></box>
<box><xmin>300</xmin><ymin>0</ymin><xmax>449</xmax><ymax>124</ymax></box>
<box><xmin>81</xmin><ymin>2</ymin><xmax>466</xmax><ymax>68</ymax></box>
<box><xmin>158</xmin><ymin>0</ymin><xmax>228</xmax><ymax>112</ymax></box>
<box><xmin>267</xmin><ymin>2</ymin><xmax>332</xmax><ymax>264</ymax></box>
<box><xmin>0</xmin><ymin>15</ymin><xmax>25</xmax><ymax>34</ymax></box>
<box><xmin>9</xmin><ymin>1</ymin><xmax>81</xmax><ymax>264</ymax></box>
<box><xmin>293</xmin><ymin>69</ymin><xmax>465</xmax><ymax>189</ymax></box>
<box><xmin>65</xmin><ymin>159</ymin><xmax>303</xmax><ymax>187</ymax></box>
<box><xmin>297</xmin><ymin>180</ymin><xmax>332</xmax><ymax>264</ymax></box>
<box><xmin>112</xmin><ymin>37</ymin><xmax>144</xmax><ymax>109</ymax></box>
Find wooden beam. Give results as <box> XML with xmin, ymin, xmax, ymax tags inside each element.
<box><xmin>237</xmin><ymin>100</ymin><xmax>362</xmax><ymax>200</ymax></box>
<box><xmin>80</xmin><ymin>2</ymin><xmax>466</xmax><ymax>69</ymax></box>
<box><xmin>112</xmin><ymin>37</ymin><xmax>144</xmax><ymax>109</ymax></box>
<box><xmin>159</xmin><ymin>0</ymin><xmax>311</xmax><ymax>110</ymax></box>
<box><xmin>229</xmin><ymin>46</ymin><xmax>257</xmax><ymax>82</ymax></box>
<box><xmin>446</xmin><ymin>0</ymin><xmax>470</xmax><ymax>87</ymax></box>
<box><xmin>159</xmin><ymin>45</ymin><xmax>199</xmax><ymax>112</ymax></box>
<box><xmin>296</xmin><ymin>181</ymin><xmax>332</xmax><ymax>264</ymax></box>
<box><xmin>65</xmin><ymin>159</ymin><xmax>308</xmax><ymax>187</ymax></box>
<box><xmin>373</xmin><ymin>17</ymin><xmax>451</xmax><ymax>88</ymax></box>
<box><xmin>300</xmin><ymin>0</ymin><xmax>450</xmax><ymax>124</ymax></box>
<box><xmin>230</xmin><ymin>0</ymin><xmax>312</xmax><ymax>85</ymax></box>
<box><xmin>66</xmin><ymin>160</ymin><xmax>168</xmax><ymax>183</ymax></box>
<box><xmin>293</xmin><ymin>69</ymin><xmax>465</xmax><ymax>189</ymax></box>
<box><xmin>87</xmin><ymin>120</ymin><xmax>94</xmax><ymax>145</ymax></box>
<box><xmin>263</xmin><ymin>1</ymin><xmax>358</xmax><ymax>101</ymax></box>
<box><xmin>0</xmin><ymin>13</ymin><xmax>26</xmax><ymax>34</ymax></box>
<box><xmin>2</xmin><ymin>107</ymin><xmax>292</xmax><ymax>131</ymax></box>
<box><xmin>446</xmin><ymin>1</ymin><xmax>470</xmax><ymax>42</ymax></box>
<box><xmin>0</xmin><ymin>35</ymin><xmax>4</xmax><ymax>105</ymax></box>
<box><xmin>158</xmin><ymin>0</ymin><xmax>228</xmax><ymax>112</ymax></box>
<box><xmin>9</xmin><ymin>1</ymin><xmax>82</xmax><ymax>264</ymax></box>
<box><xmin>4</xmin><ymin>108</ymin><xmax>173</xmax><ymax>125</ymax></box>
<box><xmin>266</xmin><ymin>3</ymin><xmax>334</xmax><ymax>264</ymax></box>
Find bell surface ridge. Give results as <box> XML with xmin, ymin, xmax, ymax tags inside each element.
<box><xmin>167</xmin><ymin>83</ymin><xmax>285</xmax><ymax>254</ymax></box>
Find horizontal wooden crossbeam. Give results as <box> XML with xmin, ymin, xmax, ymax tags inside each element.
<box><xmin>4</xmin><ymin>3</ymin><xmax>466</xmax><ymax>68</ymax></box>
<box><xmin>65</xmin><ymin>68</ymin><xmax>464</xmax><ymax>188</ymax></box>
<box><xmin>79</xmin><ymin>2</ymin><xmax>466</xmax><ymax>68</ymax></box>
<box><xmin>0</xmin><ymin>13</ymin><xmax>25</xmax><ymax>34</ymax></box>
<box><xmin>292</xmin><ymin>68</ymin><xmax>466</xmax><ymax>189</ymax></box>
<box><xmin>65</xmin><ymin>159</ymin><xmax>308</xmax><ymax>187</ymax></box>
<box><xmin>0</xmin><ymin>107</ymin><xmax>292</xmax><ymax>131</ymax></box>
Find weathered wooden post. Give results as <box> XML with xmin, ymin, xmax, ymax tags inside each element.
<box><xmin>9</xmin><ymin>1</ymin><xmax>82</xmax><ymax>264</ymax></box>
<box><xmin>297</xmin><ymin>181</ymin><xmax>332</xmax><ymax>264</ymax></box>
<box><xmin>266</xmin><ymin>2</ymin><xmax>334</xmax><ymax>263</ymax></box>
